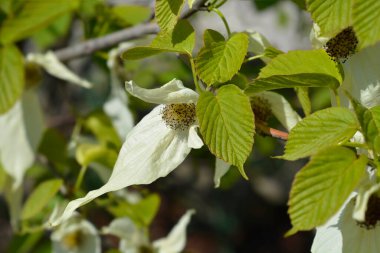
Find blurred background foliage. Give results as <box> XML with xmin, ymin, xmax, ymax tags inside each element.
<box><xmin>0</xmin><ymin>0</ymin><xmax>332</xmax><ymax>252</ymax></box>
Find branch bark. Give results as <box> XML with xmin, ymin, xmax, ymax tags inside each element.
<box><xmin>54</xmin><ymin>0</ymin><xmax>207</xmax><ymax>61</ymax></box>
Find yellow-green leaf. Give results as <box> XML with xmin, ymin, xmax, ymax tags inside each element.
<box><xmin>0</xmin><ymin>45</ymin><xmax>24</xmax><ymax>114</ymax></box>
<box><xmin>195</xmin><ymin>32</ymin><xmax>248</xmax><ymax>86</ymax></box>
<box><xmin>306</xmin><ymin>0</ymin><xmax>353</xmax><ymax>37</ymax></box>
<box><xmin>282</xmin><ymin>107</ymin><xmax>359</xmax><ymax>160</ymax></box>
<box><xmin>353</xmin><ymin>0</ymin><xmax>380</xmax><ymax>49</ymax></box>
<box><xmin>197</xmin><ymin>84</ymin><xmax>254</xmax><ymax>178</ymax></box>
<box><xmin>155</xmin><ymin>0</ymin><xmax>184</xmax><ymax>31</ymax></box>
<box><xmin>21</xmin><ymin>179</ymin><xmax>63</xmax><ymax>220</ymax></box>
<box><xmin>288</xmin><ymin>146</ymin><xmax>367</xmax><ymax>233</ymax></box>
<box><xmin>246</xmin><ymin>50</ymin><xmax>342</xmax><ymax>94</ymax></box>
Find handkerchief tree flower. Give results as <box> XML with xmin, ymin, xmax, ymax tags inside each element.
<box><xmin>52</xmin><ymin>79</ymin><xmax>203</xmax><ymax>225</ymax></box>
<box><xmin>3</xmin><ymin>0</ymin><xmax>380</xmax><ymax>252</ymax></box>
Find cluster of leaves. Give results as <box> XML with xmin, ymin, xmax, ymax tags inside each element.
<box><xmin>124</xmin><ymin>0</ymin><xmax>255</xmax><ymax>178</ymax></box>
<box><xmin>122</xmin><ymin>0</ymin><xmax>380</xmax><ymax>238</ymax></box>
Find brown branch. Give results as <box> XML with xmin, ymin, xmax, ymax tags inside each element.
<box><xmin>256</xmin><ymin>121</ymin><xmax>289</xmax><ymax>141</ymax></box>
<box><xmin>55</xmin><ymin>23</ymin><xmax>159</xmax><ymax>61</ymax></box>
<box><xmin>54</xmin><ymin>0</ymin><xmax>208</xmax><ymax>61</ymax></box>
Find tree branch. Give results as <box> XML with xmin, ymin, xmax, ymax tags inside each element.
<box><xmin>55</xmin><ymin>0</ymin><xmax>208</xmax><ymax>61</ymax></box>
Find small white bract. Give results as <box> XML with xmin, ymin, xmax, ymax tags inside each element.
<box><xmin>52</xmin><ymin>79</ymin><xmax>203</xmax><ymax>226</ymax></box>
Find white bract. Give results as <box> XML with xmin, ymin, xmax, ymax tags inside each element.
<box><xmin>52</xmin><ymin>79</ymin><xmax>203</xmax><ymax>226</ymax></box>
<box><xmin>51</xmin><ymin>214</ymin><xmax>100</xmax><ymax>253</ymax></box>
<box><xmin>104</xmin><ymin>42</ymin><xmax>136</xmax><ymax>140</ymax></box>
<box><xmin>103</xmin><ymin>210</ymin><xmax>195</xmax><ymax>253</ymax></box>
<box><xmin>27</xmin><ymin>52</ymin><xmax>92</xmax><ymax>88</ymax></box>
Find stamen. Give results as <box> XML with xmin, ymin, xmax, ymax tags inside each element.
<box><xmin>324</xmin><ymin>26</ymin><xmax>358</xmax><ymax>62</ymax></box>
<box><xmin>62</xmin><ymin>230</ymin><xmax>83</xmax><ymax>250</ymax></box>
<box><xmin>161</xmin><ymin>103</ymin><xmax>196</xmax><ymax>131</ymax></box>
<box><xmin>357</xmin><ymin>195</ymin><xmax>380</xmax><ymax>230</ymax></box>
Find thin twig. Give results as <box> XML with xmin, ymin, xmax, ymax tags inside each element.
<box><xmin>55</xmin><ymin>0</ymin><xmax>208</xmax><ymax>61</ymax></box>
<box><xmin>256</xmin><ymin>121</ymin><xmax>289</xmax><ymax>141</ymax></box>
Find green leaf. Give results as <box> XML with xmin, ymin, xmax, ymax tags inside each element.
<box><xmin>155</xmin><ymin>0</ymin><xmax>184</xmax><ymax>31</ymax></box>
<box><xmin>288</xmin><ymin>146</ymin><xmax>367</xmax><ymax>233</ymax></box>
<box><xmin>111</xmin><ymin>5</ymin><xmax>150</xmax><ymax>26</ymax></box>
<box><xmin>350</xmin><ymin>96</ymin><xmax>380</xmax><ymax>156</ymax></box>
<box><xmin>122</xmin><ymin>19</ymin><xmax>195</xmax><ymax>60</ymax></box>
<box><xmin>151</xmin><ymin>19</ymin><xmax>195</xmax><ymax>54</ymax></box>
<box><xmin>197</xmin><ymin>84</ymin><xmax>255</xmax><ymax>178</ymax></box>
<box><xmin>353</xmin><ymin>0</ymin><xmax>380</xmax><ymax>49</ymax></box>
<box><xmin>306</xmin><ymin>0</ymin><xmax>353</xmax><ymax>37</ymax></box>
<box><xmin>0</xmin><ymin>0</ymin><xmax>78</xmax><ymax>44</ymax></box>
<box><xmin>282</xmin><ymin>107</ymin><xmax>359</xmax><ymax>160</ymax></box>
<box><xmin>246</xmin><ymin>50</ymin><xmax>342</xmax><ymax>94</ymax></box>
<box><xmin>76</xmin><ymin>143</ymin><xmax>118</xmax><ymax>168</ymax></box>
<box><xmin>203</xmin><ymin>29</ymin><xmax>225</xmax><ymax>47</ymax></box>
<box><xmin>296</xmin><ymin>87</ymin><xmax>311</xmax><ymax>116</ymax></box>
<box><xmin>107</xmin><ymin>194</ymin><xmax>160</xmax><ymax>227</ymax></box>
<box><xmin>0</xmin><ymin>45</ymin><xmax>24</xmax><ymax>114</ymax></box>
<box><xmin>21</xmin><ymin>179</ymin><xmax>63</xmax><ymax>220</ymax></box>
<box><xmin>195</xmin><ymin>32</ymin><xmax>248</xmax><ymax>86</ymax></box>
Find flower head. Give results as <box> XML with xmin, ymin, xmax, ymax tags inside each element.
<box><xmin>52</xmin><ymin>79</ymin><xmax>203</xmax><ymax>226</ymax></box>
<box><xmin>51</xmin><ymin>214</ymin><xmax>100</xmax><ymax>253</ymax></box>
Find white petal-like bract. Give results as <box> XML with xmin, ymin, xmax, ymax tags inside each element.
<box><xmin>187</xmin><ymin>125</ymin><xmax>203</xmax><ymax>149</ymax></box>
<box><xmin>27</xmin><ymin>52</ymin><xmax>92</xmax><ymax>88</ymax></box>
<box><xmin>247</xmin><ymin>30</ymin><xmax>273</xmax><ymax>63</ymax></box>
<box><xmin>214</xmin><ymin>158</ymin><xmax>231</xmax><ymax>188</ymax></box>
<box><xmin>153</xmin><ymin>210</ymin><xmax>195</xmax><ymax>253</ymax></box>
<box><xmin>125</xmin><ymin>79</ymin><xmax>199</xmax><ymax>104</ymax></box>
<box><xmin>353</xmin><ymin>182</ymin><xmax>380</xmax><ymax>222</ymax></box>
